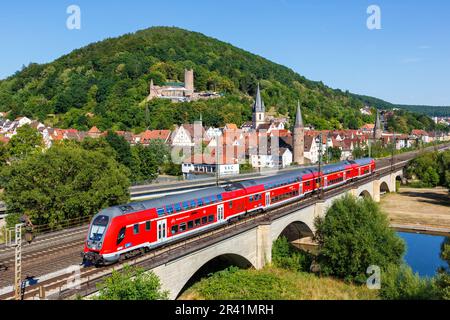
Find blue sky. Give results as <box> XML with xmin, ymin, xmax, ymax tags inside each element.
<box><xmin>0</xmin><ymin>0</ymin><xmax>449</xmax><ymax>105</ymax></box>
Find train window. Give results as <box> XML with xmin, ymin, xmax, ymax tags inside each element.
<box><xmin>217</xmin><ymin>194</ymin><xmax>223</xmax><ymax>201</ymax></box>
<box><xmin>188</xmin><ymin>221</ymin><xmax>194</xmax><ymax>229</ymax></box>
<box><xmin>198</xmin><ymin>199</ymin><xmax>203</xmax><ymax>206</ymax></box>
<box><xmin>202</xmin><ymin>216</ymin><xmax>207</xmax><ymax>224</ymax></box>
<box><xmin>208</xmin><ymin>215</ymin><xmax>214</xmax><ymax>222</ymax></box>
<box><xmin>179</xmin><ymin>223</ymin><xmax>187</xmax><ymax>232</ymax></box>
<box><xmin>249</xmin><ymin>195</ymin><xmax>253</xmax><ymax>202</ymax></box>
<box><xmin>190</xmin><ymin>200</ymin><xmax>196</xmax><ymax>209</ymax></box>
<box><xmin>116</xmin><ymin>227</ymin><xmax>126</xmax><ymax>245</ymax></box>
<box><xmin>133</xmin><ymin>224</ymin><xmax>139</xmax><ymax>235</ymax></box>
<box><xmin>229</xmin><ymin>201</ymin><xmax>233</xmax><ymax>209</ymax></box>
<box><xmin>204</xmin><ymin>197</ymin><xmax>210</xmax><ymax>205</ymax></box>
<box><xmin>156</xmin><ymin>208</ymin><xmax>165</xmax><ymax>216</ymax></box>
<box><xmin>182</xmin><ymin>202</ymin><xmax>189</xmax><ymax>210</ymax></box>
<box><xmin>195</xmin><ymin>219</ymin><xmax>201</xmax><ymax>227</ymax></box>
<box><xmin>211</xmin><ymin>195</ymin><xmax>217</xmax><ymax>203</ymax></box>
<box><xmin>171</xmin><ymin>225</ymin><xmax>178</xmax><ymax>235</ymax></box>
<box><xmin>145</xmin><ymin>221</ymin><xmax>151</xmax><ymax>231</ymax></box>
<box><xmin>166</xmin><ymin>205</ymin><xmax>174</xmax><ymax>214</ymax></box>
<box><xmin>174</xmin><ymin>203</ymin><xmax>182</xmax><ymax>212</ymax></box>
<box><xmin>119</xmin><ymin>205</ymin><xmax>134</xmax><ymax>213</ymax></box>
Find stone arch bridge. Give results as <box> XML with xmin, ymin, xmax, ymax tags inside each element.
<box><xmin>147</xmin><ymin>168</ymin><xmax>404</xmax><ymax>299</ymax></box>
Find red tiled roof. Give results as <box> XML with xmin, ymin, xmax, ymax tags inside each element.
<box><xmin>140</xmin><ymin>130</ymin><xmax>171</xmax><ymax>142</ymax></box>
<box><xmin>88</xmin><ymin>126</ymin><xmax>101</xmax><ymax>134</ymax></box>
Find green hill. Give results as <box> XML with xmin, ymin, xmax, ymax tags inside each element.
<box><xmin>0</xmin><ymin>26</ymin><xmax>440</xmax><ymax>133</ymax></box>
<box><xmin>353</xmin><ymin>94</ymin><xmax>450</xmax><ymax>117</ymax></box>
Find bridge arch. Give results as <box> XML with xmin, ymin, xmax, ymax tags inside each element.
<box><xmin>270</xmin><ymin>206</ymin><xmax>317</xmax><ymax>243</ymax></box>
<box><xmin>277</xmin><ymin>221</ymin><xmax>314</xmax><ymax>242</ymax></box>
<box><xmin>176</xmin><ymin>253</ymin><xmax>254</xmax><ymax>299</ymax></box>
<box><xmin>359</xmin><ymin>190</ymin><xmax>371</xmax><ymax>198</ymax></box>
<box><xmin>380</xmin><ymin>181</ymin><xmax>390</xmax><ymax>195</ymax></box>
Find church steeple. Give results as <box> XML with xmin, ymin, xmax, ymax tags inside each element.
<box><xmin>373</xmin><ymin>109</ymin><xmax>382</xmax><ymax>140</ymax></box>
<box><xmin>295</xmin><ymin>100</ymin><xmax>304</xmax><ymax>128</ymax></box>
<box><xmin>252</xmin><ymin>83</ymin><xmax>265</xmax><ymax>113</ymax></box>
<box><xmin>293</xmin><ymin>101</ymin><xmax>305</xmax><ymax>165</ymax></box>
<box><xmin>252</xmin><ymin>83</ymin><xmax>266</xmax><ymax>129</ymax></box>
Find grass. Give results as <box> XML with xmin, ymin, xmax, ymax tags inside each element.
<box><xmin>179</xmin><ymin>266</ymin><xmax>379</xmax><ymax>300</ymax></box>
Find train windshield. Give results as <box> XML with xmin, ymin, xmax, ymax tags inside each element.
<box><xmin>89</xmin><ymin>215</ymin><xmax>109</xmax><ymax>241</ymax></box>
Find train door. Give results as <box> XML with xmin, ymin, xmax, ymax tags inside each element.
<box><xmin>265</xmin><ymin>192</ymin><xmax>271</xmax><ymax>208</ymax></box>
<box><xmin>217</xmin><ymin>204</ymin><xmax>225</xmax><ymax>222</ymax></box>
<box><xmin>157</xmin><ymin>219</ymin><xmax>167</xmax><ymax>243</ymax></box>
<box><xmin>324</xmin><ymin>176</ymin><xmax>328</xmax><ymax>188</ymax></box>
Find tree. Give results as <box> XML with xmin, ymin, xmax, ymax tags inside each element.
<box><xmin>96</xmin><ymin>265</ymin><xmax>169</xmax><ymax>300</ymax></box>
<box><xmin>105</xmin><ymin>131</ymin><xmax>133</xmax><ymax>168</ymax></box>
<box><xmin>380</xmin><ymin>264</ymin><xmax>439</xmax><ymax>300</ymax></box>
<box><xmin>314</xmin><ymin>194</ymin><xmax>405</xmax><ymax>283</ymax></box>
<box><xmin>130</xmin><ymin>140</ymin><xmax>170</xmax><ymax>183</ymax></box>
<box><xmin>7</xmin><ymin>124</ymin><xmax>44</xmax><ymax>161</ymax></box>
<box><xmin>0</xmin><ymin>144</ymin><xmax>130</xmax><ymax>227</ymax></box>
<box><xmin>272</xmin><ymin>237</ymin><xmax>312</xmax><ymax>272</ymax></box>
<box><xmin>436</xmin><ymin>237</ymin><xmax>450</xmax><ymax>300</ymax></box>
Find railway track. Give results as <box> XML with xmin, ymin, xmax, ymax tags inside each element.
<box><xmin>0</xmin><ymin>144</ymin><xmax>448</xmax><ymax>300</ymax></box>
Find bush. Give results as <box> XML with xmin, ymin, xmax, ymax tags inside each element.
<box><xmin>315</xmin><ymin>194</ymin><xmax>405</xmax><ymax>283</ymax></box>
<box><xmin>272</xmin><ymin>237</ymin><xmax>313</xmax><ymax>272</ymax></box>
<box><xmin>380</xmin><ymin>264</ymin><xmax>439</xmax><ymax>300</ymax></box>
<box><xmin>97</xmin><ymin>265</ymin><xmax>169</xmax><ymax>300</ymax></box>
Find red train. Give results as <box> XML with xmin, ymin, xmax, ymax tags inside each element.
<box><xmin>83</xmin><ymin>158</ymin><xmax>375</xmax><ymax>265</ymax></box>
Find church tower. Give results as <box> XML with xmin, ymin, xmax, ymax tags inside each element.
<box><xmin>293</xmin><ymin>101</ymin><xmax>305</xmax><ymax>165</ymax></box>
<box><xmin>252</xmin><ymin>83</ymin><xmax>266</xmax><ymax>129</ymax></box>
<box><xmin>373</xmin><ymin>110</ymin><xmax>383</xmax><ymax>140</ymax></box>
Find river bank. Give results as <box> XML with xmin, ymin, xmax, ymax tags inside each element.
<box><xmin>380</xmin><ymin>187</ymin><xmax>450</xmax><ymax>234</ymax></box>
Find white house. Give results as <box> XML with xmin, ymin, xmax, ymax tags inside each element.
<box><xmin>250</xmin><ymin>147</ymin><xmax>292</xmax><ymax>169</ymax></box>
<box><xmin>171</xmin><ymin>125</ymin><xmax>194</xmax><ymax>147</ymax></box>
<box><xmin>304</xmin><ymin>136</ymin><xmax>319</xmax><ymax>164</ymax></box>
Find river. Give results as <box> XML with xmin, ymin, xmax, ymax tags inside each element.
<box><xmin>397</xmin><ymin>232</ymin><xmax>448</xmax><ymax>277</ymax></box>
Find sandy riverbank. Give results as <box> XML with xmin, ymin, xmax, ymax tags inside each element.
<box><xmin>380</xmin><ymin>187</ymin><xmax>450</xmax><ymax>230</ymax></box>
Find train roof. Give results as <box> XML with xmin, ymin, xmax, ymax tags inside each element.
<box><xmin>321</xmin><ymin>160</ymin><xmax>352</xmax><ymax>174</ymax></box>
<box><xmin>239</xmin><ymin>168</ymin><xmax>317</xmax><ymax>189</ymax></box>
<box><xmin>351</xmin><ymin>157</ymin><xmax>374</xmax><ymax>166</ymax></box>
<box><xmin>100</xmin><ymin>186</ymin><xmax>226</xmax><ymax>218</ymax></box>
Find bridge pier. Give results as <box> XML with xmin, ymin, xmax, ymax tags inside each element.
<box><xmin>256</xmin><ymin>223</ymin><xmax>272</xmax><ymax>269</ymax></box>
<box><xmin>373</xmin><ymin>180</ymin><xmax>381</xmax><ymax>202</ymax></box>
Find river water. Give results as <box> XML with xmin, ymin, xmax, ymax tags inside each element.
<box><xmin>397</xmin><ymin>232</ymin><xmax>448</xmax><ymax>277</ymax></box>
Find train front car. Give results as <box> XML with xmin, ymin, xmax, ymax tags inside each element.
<box><xmin>83</xmin><ymin>207</ymin><xmax>120</xmax><ymax>266</ymax></box>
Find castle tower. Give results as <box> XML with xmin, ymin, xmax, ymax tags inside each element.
<box><xmin>373</xmin><ymin>110</ymin><xmax>382</xmax><ymax>140</ymax></box>
<box><xmin>184</xmin><ymin>69</ymin><xmax>194</xmax><ymax>96</ymax></box>
<box><xmin>147</xmin><ymin>79</ymin><xmax>156</xmax><ymax>101</ymax></box>
<box><xmin>293</xmin><ymin>101</ymin><xmax>305</xmax><ymax>165</ymax></box>
<box><xmin>252</xmin><ymin>83</ymin><xmax>266</xmax><ymax>129</ymax></box>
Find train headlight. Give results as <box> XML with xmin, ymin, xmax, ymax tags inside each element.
<box><xmin>97</xmin><ymin>242</ymin><xmax>103</xmax><ymax>249</ymax></box>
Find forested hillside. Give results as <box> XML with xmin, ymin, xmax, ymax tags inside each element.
<box><xmin>0</xmin><ymin>26</ymin><xmax>440</xmax><ymax>133</ymax></box>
